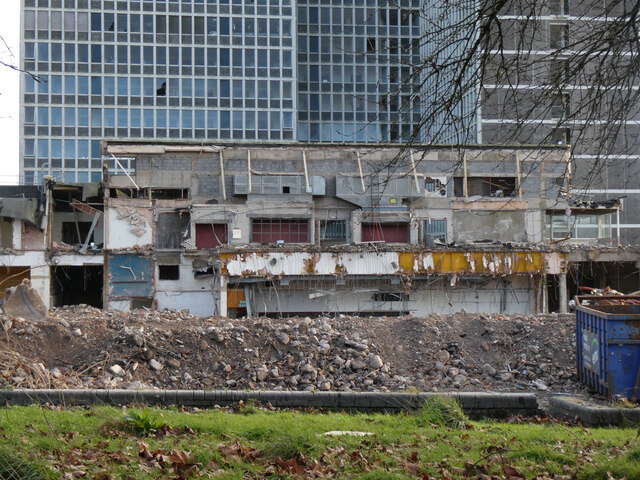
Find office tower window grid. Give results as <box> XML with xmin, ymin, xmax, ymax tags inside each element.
<box><xmin>22</xmin><ymin>0</ymin><xmax>296</xmax><ymax>184</ymax></box>
<box><xmin>296</xmin><ymin>0</ymin><xmax>423</xmax><ymax>143</ymax></box>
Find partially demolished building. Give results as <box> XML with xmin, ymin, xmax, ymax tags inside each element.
<box><xmin>1</xmin><ymin>143</ymin><xmax>637</xmax><ymax>317</ymax></box>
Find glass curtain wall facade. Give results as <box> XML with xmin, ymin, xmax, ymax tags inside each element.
<box><xmin>20</xmin><ymin>0</ymin><xmax>424</xmax><ymax>184</ymax></box>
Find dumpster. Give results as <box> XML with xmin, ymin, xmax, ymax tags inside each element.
<box><xmin>575</xmin><ymin>295</ymin><xmax>640</xmax><ymax>399</ymax></box>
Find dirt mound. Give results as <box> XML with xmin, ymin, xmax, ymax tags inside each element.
<box><xmin>0</xmin><ymin>306</ymin><xmax>582</xmax><ymax>397</ymax></box>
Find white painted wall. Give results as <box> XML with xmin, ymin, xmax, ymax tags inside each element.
<box><xmin>107</xmin><ymin>208</ymin><xmax>153</xmax><ymax>249</ymax></box>
<box><xmin>155</xmin><ymin>261</ymin><xmax>218</xmax><ymax>316</ymax></box>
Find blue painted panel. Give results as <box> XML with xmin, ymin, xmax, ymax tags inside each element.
<box><xmin>108</xmin><ymin>255</ymin><xmax>152</xmax><ymax>297</ymax></box>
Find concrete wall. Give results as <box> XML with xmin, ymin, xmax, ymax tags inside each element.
<box><xmin>245</xmin><ymin>277</ymin><xmax>533</xmax><ymax>315</ymax></box>
<box><xmin>155</xmin><ymin>259</ymin><xmax>219</xmax><ymax>316</ymax></box>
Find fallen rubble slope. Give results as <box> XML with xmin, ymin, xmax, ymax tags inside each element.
<box><xmin>0</xmin><ymin>306</ymin><xmax>582</xmax><ymax>396</ymax></box>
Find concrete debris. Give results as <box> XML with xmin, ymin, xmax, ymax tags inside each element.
<box><xmin>0</xmin><ymin>306</ymin><xmax>585</xmax><ymax>400</ymax></box>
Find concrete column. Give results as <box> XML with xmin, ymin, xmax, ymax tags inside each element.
<box><xmin>12</xmin><ymin>221</ymin><xmax>22</xmax><ymax>250</ymax></box>
<box><xmin>218</xmin><ymin>275</ymin><xmax>228</xmax><ymax>317</ymax></box>
<box><xmin>30</xmin><ymin>264</ymin><xmax>50</xmax><ymax>309</ymax></box>
<box><xmin>558</xmin><ymin>273</ymin><xmax>568</xmax><ymax>313</ymax></box>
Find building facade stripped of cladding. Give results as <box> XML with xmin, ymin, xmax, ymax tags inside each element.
<box><xmin>1</xmin><ymin>143</ymin><xmax>636</xmax><ymax>318</ymax></box>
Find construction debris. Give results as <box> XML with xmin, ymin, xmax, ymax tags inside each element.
<box><xmin>0</xmin><ymin>306</ymin><xmax>584</xmax><ymax>403</ymax></box>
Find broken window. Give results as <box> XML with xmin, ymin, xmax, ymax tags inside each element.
<box><xmin>372</xmin><ymin>292</ymin><xmax>409</xmax><ymax>302</ymax></box>
<box><xmin>550</xmin><ymin>24</ymin><xmax>569</xmax><ymax>49</ymax></box>
<box><xmin>158</xmin><ymin>265</ymin><xmax>180</xmax><ymax>280</ymax></box>
<box><xmin>195</xmin><ymin>223</ymin><xmax>228</xmax><ymax>248</ymax></box>
<box><xmin>366</xmin><ymin>37</ymin><xmax>376</xmax><ymax>53</ymax></box>
<box><xmin>150</xmin><ymin>188</ymin><xmax>189</xmax><ymax>199</ymax></box>
<box><xmin>361</xmin><ymin>223</ymin><xmax>409</xmax><ymax>243</ymax></box>
<box><xmin>453</xmin><ymin>177</ymin><xmax>517</xmax><ymax>197</ymax></box>
<box><xmin>252</xmin><ymin>219</ymin><xmax>309</xmax><ymax>243</ymax></box>
<box><xmin>156</xmin><ymin>212</ymin><xmax>190</xmax><ymax>249</ymax></box>
<box><xmin>318</xmin><ymin>219</ymin><xmax>347</xmax><ymax>245</ymax></box>
<box><xmin>424</xmin><ymin>177</ymin><xmax>446</xmax><ymax>195</ymax></box>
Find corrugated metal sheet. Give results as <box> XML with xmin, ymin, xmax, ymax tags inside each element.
<box><xmin>221</xmin><ymin>250</ymin><xmax>561</xmax><ymax>277</ymax></box>
<box><xmin>108</xmin><ymin>254</ymin><xmax>152</xmax><ymax>297</ymax></box>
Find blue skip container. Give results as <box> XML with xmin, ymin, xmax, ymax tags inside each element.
<box><xmin>575</xmin><ymin>296</ymin><xmax>640</xmax><ymax>399</ymax></box>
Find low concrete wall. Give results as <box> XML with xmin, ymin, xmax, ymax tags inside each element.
<box><xmin>550</xmin><ymin>396</ymin><xmax>640</xmax><ymax>426</ymax></box>
<box><xmin>0</xmin><ymin>389</ymin><xmax>538</xmax><ymax>419</ymax></box>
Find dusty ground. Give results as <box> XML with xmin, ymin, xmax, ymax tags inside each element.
<box><xmin>0</xmin><ymin>306</ymin><xmax>584</xmax><ymax>404</ymax></box>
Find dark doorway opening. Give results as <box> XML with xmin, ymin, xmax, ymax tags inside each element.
<box><xmin>52</xmin><ymin>265</ymin><xmax>103</xmax><ymax>308</ymax></box>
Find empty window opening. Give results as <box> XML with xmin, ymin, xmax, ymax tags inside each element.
<box><xmin>150</xmin><ymin>188</ymin><xmax>188</xmax><ymax>199</ymax></box>
<box><xmin>252</xmin><ymin>219</ymin><xmax>309</xmax><ymax>243</ymax></box>
<box><xmin>52</xmin><ymin>265</ymin><xmax>103</xmax><ymax>308</ymax></box>
<box><xmin>367</xmin><ymin>37</ymin><xmax>376</xmax><ymax>53</ymax></box>
<box><xmin>156</xmin><ymin>212</ymin><xmax>190</xmax><ymax>249</ymax></box>
<box><xmin>159</xmin><ymin>265</ymin><xmax>180</xmax><ymax>280</ymax></box>
<box><xmin>282</xmin><ymin>186</ymin><xmax>290</xmax><ymax>194</ymax></box>
<box><xmin>454</xmin><ymin>177</ymin><xmax>517</xmax><ymax>197</ymax></box>
<box><xmin>361</xmin><ymin>223</ymin><xmax>409</xmax><ymax>242</ymax></box>
<box><xmin>196</xmin><ymin>223</ymin><xmax>228</xmax><ymax>248</ymax></box>
<box><xmin>131</xmin><ymin>297</ymin><xmax>153</xmax><ymax>310</ymax></box>
<box><xmin>372</xmin><ymin>292</ymin><xmax>409</xmax><ymax>302</ymax></box>
<box><xmin>194</xmin><ymin>266</ymin><xmax>215</xmax><ymax>278</ymax></box>
<box><xmin>61</xmin><ymin>221</ymin><xmax>94</xmax><ymax>245</ymax></box>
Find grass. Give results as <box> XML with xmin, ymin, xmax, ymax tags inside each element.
<box><xmin>0</xmin><ymin>403</ymin><xmax>638</xmax><ymax>479</ymax></box>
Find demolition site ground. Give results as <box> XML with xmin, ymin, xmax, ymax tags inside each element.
<box><xmin>0</xmin><ymin>306</ymin><xmax>581</xmax><ymax>402</ymax></box>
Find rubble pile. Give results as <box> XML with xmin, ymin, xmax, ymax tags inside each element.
<box><xmin>0</xmin><ymin>306</ymin><xmax>582</xmax><ymax>396</ymax></box>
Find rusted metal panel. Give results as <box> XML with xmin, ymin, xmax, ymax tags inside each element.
<box><xmin>220</xmin><ymin>250</ymin><xmax>561</xmax><ymax>277</ymax></box>
<box><xmin>108</xmin><ymin>254</ymin><xmax>152</xmax><ymax>297</ymax></box>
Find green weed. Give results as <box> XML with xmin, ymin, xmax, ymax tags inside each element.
<box><xmin>122</xmin><ymin>408</ymin><xmax>166</xmax><ymax>436</ymax></box>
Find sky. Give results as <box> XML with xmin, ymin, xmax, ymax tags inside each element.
<box><xmin>0</xmin><ymin>1</ymin><xmax>20</xmax><ymax>185</ymax></box>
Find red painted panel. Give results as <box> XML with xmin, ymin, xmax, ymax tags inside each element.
<box><xmin>196</xmin><ymin>224</ymin><xmax>228</xmax><ymax>248</ymax></box>
<box><xmin>361</xmin><ymin>223</ymin><xmax>409</xmax><ymax>243</ymax></box>
<box><xmin>252</xmin><ymin>219</ymin><xmax>309</xmax><ymax>243</ymax></box>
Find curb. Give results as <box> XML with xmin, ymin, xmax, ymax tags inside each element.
<box><xmin>550</xmin><ymin>396</ymin><xmax>640</xmax><ymax>426</ymax></box>
<box><xmin>0</xmin><ymin>389</ymin><xmax>538</xmax><ymax>419</ymax></box>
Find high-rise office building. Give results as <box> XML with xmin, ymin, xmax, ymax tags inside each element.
<box><xmin>20</xmin><ymin>0</ymin><xmax>423</xmax><ymax>184</ymax></box>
